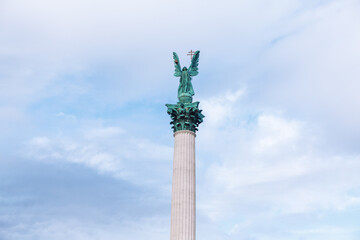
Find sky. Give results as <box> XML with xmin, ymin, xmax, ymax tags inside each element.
<box><xmin>1</xmin><ymin>0</ymin><xmax>360</xmax><ymax>239</ymax></box>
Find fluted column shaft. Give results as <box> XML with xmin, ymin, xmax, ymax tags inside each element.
<box><xmin>170</xmin><ymin>130</ymin><xmax>196</xmax><ymax>240</ymax></box>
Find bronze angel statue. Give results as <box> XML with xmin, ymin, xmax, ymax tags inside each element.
<box><xmin>173</xmin><ymin>51</ymin><xmax>200</xmax><ymax>99</ymax></box>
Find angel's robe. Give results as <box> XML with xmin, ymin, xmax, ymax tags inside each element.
<box><xmin>178</xmin><ymin>69</ymin><xmax>195</xmax><ymax>97</ymax></box>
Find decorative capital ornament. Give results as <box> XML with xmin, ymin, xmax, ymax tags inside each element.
<box><xmin>166</xmin><ymin>102</ymin><xmax>204</xmax><ymax>133</ymax></box>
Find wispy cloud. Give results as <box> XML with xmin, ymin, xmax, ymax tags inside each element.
<box><xmin>26</xmin><ymin>125</ymin><xmax>172</xmax><ymax>186</ymax></box>
<box><xmin>196</xmin><ymin>89</ymin><xmax>360</xmax><ymax>238</ymax></box>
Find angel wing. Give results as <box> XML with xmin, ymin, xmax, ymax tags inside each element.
<box><xmin>188</xmin><ymin>51</ymin><xmax>200</xmax><ymax>77</ymax></box>
<box><xmin>173</xmin><ymin>52</ymin><xmax>182</xmax><ymax>77</ymax></box>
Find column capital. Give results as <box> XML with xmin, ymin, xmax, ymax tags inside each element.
<box><xmin>166</xmin><ymin>101</ymin><xmax>204</xmax><ymax>133</ymax></box>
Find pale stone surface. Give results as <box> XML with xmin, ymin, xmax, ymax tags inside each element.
<box><xmin>170</xmin><ymin>130</ymin><xmax>196</xmax><ymax>240</ymax></box>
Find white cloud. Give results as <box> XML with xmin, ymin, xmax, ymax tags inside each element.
<box><xmin>196</xmin><ymin>88</ymin><xmax>360</xmax><ymax>237</ymax></box>
<box><xmin>0</xmin><ymin>214</ymin><xmax>169</xmax><ymax>240</ymax></box>
<box><xmin>26</xmin><ymin>125</ymin><xmax>172</xmax><ymax>185</ymax></box>
<box><xmin>249</xmin><ymin>0</ymin><xmax>360</xmax><ymax>150</ymax></box>
<box><xmin>201</xmin><ymin>88</ymin><xmax>245</xmax><ymax>127</ymax></box>
<box><xmin>83</xmin><ymin>126</ymin><xmax>124</xmax><ymax>139</ymax></box>
<box><xmin>251</xmin><ymin>115</ymin><xmax>301</xmax><ymax>154</ymax></box>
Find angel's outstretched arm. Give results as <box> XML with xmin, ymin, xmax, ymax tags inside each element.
<box><xmin>173</xmin><ymin>52</ymin><xmax>182</xmax><ymax>77</ymax></box>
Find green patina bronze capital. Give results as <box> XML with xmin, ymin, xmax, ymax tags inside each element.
<box><xmin>166</xmin><ymin>102</ymin><xmax>204</xmax><ymax>133</ymax></box>
<box><xmin>166</xmin><ymin>51</ymin><xmax>204</xmax><ymax>133</ymax></box>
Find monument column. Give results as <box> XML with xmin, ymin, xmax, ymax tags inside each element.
<box><xmin>166</xmin><ymin>50</ymin><xmax>204</xmax><ymax>240</ymax></box>
<box><xmin>171</xmin><ymin>130</ymin><xmax>196</xmax><ymax>240</ymax></box>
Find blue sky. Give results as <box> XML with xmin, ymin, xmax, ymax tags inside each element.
<box><xmin>1</xmin><ymin>0</ymin><xmax>360</xmax><ymax>239</ymax></box>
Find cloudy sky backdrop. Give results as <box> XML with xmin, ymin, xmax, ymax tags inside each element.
<box><xmin>1</xmin><ymin>0</ymin><xmax>360</xmax><ymax>239</ymax></box>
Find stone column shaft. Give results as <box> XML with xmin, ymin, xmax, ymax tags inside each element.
<box><xmin>170</xmin><ymin>130</ymin><xmax>196</xmax><ymax>240</ymax></box>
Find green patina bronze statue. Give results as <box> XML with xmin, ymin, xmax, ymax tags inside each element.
<box><xmin>173</xmin><ymin>51</ymin><xmax>199</xmax><ymax>103</ymax></box>
<box><xmin>166</xmin><ymin>51</ymin><xmax>204</xmax><ymax>133</ymax></box>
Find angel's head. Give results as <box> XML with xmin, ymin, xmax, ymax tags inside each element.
<box><xmin>182</xmin><ymin>67</ymin><xmax>187</xmax><ymax>71</ymax></box>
